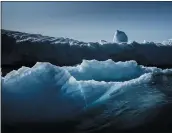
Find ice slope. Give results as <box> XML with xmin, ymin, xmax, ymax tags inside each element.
<box><xmin>2</xmin><ymin>60</ymin><xmax>172</xmax><ymax>131</ymax></box>
<box><xmin>2</xmin><ymin>29</ymin><xmax>172</xmax><ymax>68</ymax></box>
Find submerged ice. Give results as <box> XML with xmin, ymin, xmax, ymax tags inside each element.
<box><xmin>2</xmin><ymin>60</ymin><xmax>172</xmax><ymax>130</ymax></box>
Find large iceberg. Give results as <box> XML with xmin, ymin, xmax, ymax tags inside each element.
<box><xmin>2</xmin><ymin>60</ymin><xmax>172</xmax><ymax>131</ymax></box>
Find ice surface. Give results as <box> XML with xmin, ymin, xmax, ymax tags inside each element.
<box><xmin>2</xmin><ymin>60</ymin><xmax>172</xmax><ymax>130</ymax></box>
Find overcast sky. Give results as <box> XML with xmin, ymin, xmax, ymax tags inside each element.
<box><xmin>2</xmin><ymin>1</ymin><xmax>172</xmax><ymax>42</ymax></box>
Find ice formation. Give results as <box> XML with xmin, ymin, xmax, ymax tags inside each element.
<box><xmin>2</xmin><ymin>29</ymin><xmax>172</xmax><ymax>67</ymax></box>
<box><xmin>113</xmin><ymin>30</ymin><xmax>128</xmax><ymax>43</ymax></box>
<box><xmin>2</xmin><ymin>60</ymin><xmax>172</xmax><ymax>130</ymax></box>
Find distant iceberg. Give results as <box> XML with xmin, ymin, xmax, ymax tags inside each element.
<box><xmin>113</xmin><ymin>30</ymin><xmax>128</xmax><ymax>43</ymax></box>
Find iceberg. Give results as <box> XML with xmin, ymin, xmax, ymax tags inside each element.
<box><xmin>2</xmin><ymin>60</ymin><xmax>172</xmax><ymax>131</ymax></box>
<box><xmin>113</xmin><ymin>30</ymin><xmax>128</xmax><ymax>43</ymax></box>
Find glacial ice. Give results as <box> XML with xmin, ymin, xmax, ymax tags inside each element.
<box><xmin>2</xmin><ymin>60</ymin><xmax>172</xmax><ymax>130</ymax></box>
